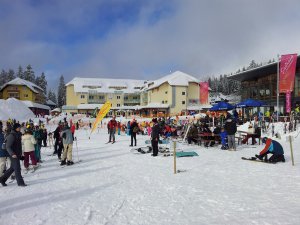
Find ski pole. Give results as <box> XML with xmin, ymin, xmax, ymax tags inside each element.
<box><xmin>75</xmin><ymin>137</ymin><xmax>80</xmax><ymax>162</ymax></box>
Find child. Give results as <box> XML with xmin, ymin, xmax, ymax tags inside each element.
<box><xmin>220</xmin><ymin>127</ymin><xmax>228</xmax><ymax>150</ymax></box>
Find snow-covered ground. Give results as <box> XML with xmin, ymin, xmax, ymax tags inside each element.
<box><xmin>0</xmin><ymin>127</ymin><xmax>300</xmax><ymax>225</ymax></box>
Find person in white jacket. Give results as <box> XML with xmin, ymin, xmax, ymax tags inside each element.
<box><xmin>22</xmin><ymin>129</ymin><xmax>38</xmax><ymax>171</ymax></box>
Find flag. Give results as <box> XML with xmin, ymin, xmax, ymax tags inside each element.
<box><xmin>279</xmin><ymin>54</ymin><xmax>297</xmax><ymax>93</ymax></box>
<box><xmin>90</xmin><ymin>101</ymin><xmax>111</xmax><ymax>135</ymax></box>
<box><xmin>286</xmin><ymin>91</ymin><xmax>291</xmax><ymax>113</ymax></box>
<box><xmin>200</xmin><ymin>82</ymin><xmax>209</xmax><ymax>104</ymax></box>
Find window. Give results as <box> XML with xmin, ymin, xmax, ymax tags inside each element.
<box><xmin>182</xmin><ymin>92</ymin><xmax>185</xmax><ymax>95</ymax></box>
<box><xmin>24</xmin><ymin>94</ymin><xmax>29</xmax><ymax>98</ymax></box>
<box><xmin>165</xmin><ymin>100</ymin><xmax>168</xmax><ymax>104</ymax></box>
<box><xmin>117</xmin><ymin>104</ymin><xmax>120</xmax><ymax>107</ymax></box>
<box><xmin>182</xmin><ymin>101</ymin><xmax>185</xmax><ymax>105</ymax></box>
<box><xmin>162</xmin><ymin>101</ymin><xmax>164</xmax><ymax>104</ymax></box>
<box><xmin>117</xmin><ymin>96</ymin><xmax>121</xmax><ymax>99</ymax></box>
<box><xmin>124</xmin><ymin>96</ymin><xmax>128</xmax><ymax>100</ymax></box>
<box><xmin>99</xmin><ymin>96</ymin><xmax>104</xmax><ymax>99</ymax></box>
<box><xmin>165</xmin><ymin>91</ymin><xmax>168</xmax><ymax>94</ymax></box>
<box><xmin>81</xmin><ymin>95</ymin><xmax>85</xmax><ymax>99</ymax></box>
<box><xmin>89</xmin><ymin>96</ymin><xmax>94</xmax><ymax>100</ymax></box>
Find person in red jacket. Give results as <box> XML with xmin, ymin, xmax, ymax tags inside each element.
<box><xmin>71</xmin><ymin>123</ymin><xmax>76</xmax><ymax>140</ymax></box>
<box><xmin>108</xmin><ymin>116</ymin><xmax>117</xmax><ymax>143</ymax></box>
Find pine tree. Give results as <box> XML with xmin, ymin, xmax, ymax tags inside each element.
<box><xmin>17</xmin><ymin>66</ymin><xmax>24</xmax><ymax>79</ymax></box>
<box><xmin>48</xmin><ymin>89</ymin><xmax>57</xmax><ymax>105</ymax></box>
<box><xmin>248</xmin><ymin>60</ymin><xmax>258</xmax><ymax>69</ymax></box>
<box><xmin>7</xmin><ymin>69</ymin><xmax>15</xmax><ymax>82</ymax></box>
<box><xmin>0</xmin><ymin>69</ymin><xmax>8</xmax><ymax>86</ymax></box>
<box><xmin>57</xmin><ymin>75</ymin><xmax>66</xmax><ymax>107</ymax></box>
<box><xmin>24</xmin><ymin>64</ymin><xmax>35</xmax><ymax>83</ymax></box>
<box><xmin>36</xmin><ymin>72</ymin><xmax>47</xmax><ymax>95</ymax></box>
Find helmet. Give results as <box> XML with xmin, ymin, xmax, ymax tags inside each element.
<box><xmin>262</xmin><ymin>137</ymin><xmax>268</xmax><ymax>144</ymax></box>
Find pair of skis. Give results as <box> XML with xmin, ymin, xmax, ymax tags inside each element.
<box><xmin>241</xmin><ymin>157</ymin><xmax>275</xmax><ymax>164</ymax></box>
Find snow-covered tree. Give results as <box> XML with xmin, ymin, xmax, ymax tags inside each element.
<box><xmin>0</xmin><ymin>69</ymin><xmax>8</xmax><ymax>86</ymax></box>
<box><xmin>7</xmin><ymin>69</ymin><xmax>15</xmax><ymax>81</ymax></box>
<box><xmin>48</xmin><ymin>89</ymin><xmax>57</xmax><ymax>104</ymax></box>
<box><xmin>17</xmin><ymin>66</ymin><xmax>24</xmax><ymax>79</ymax></box>
<box><xmin>36</xmin><ymin>72</ymin><xmax>47</xmax><ymax>95</ymax></box>
<box><xmin>24</xmin><ymin>64</ymin><xmax>35</xmax><ymax>83</ymax></box>
<box><xmin>57</xmin><ymin>75</ymin><xmax>66</xmax><ymax>107</ymax></box>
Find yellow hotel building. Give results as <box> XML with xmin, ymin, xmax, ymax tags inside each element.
<box><xmin>0</xmin><ymin>78</ymin><xmax>45</xmax><ymax>104</ymax></box>
<box><xmin>64</xmin><ymin>71</ymin><xmax>206</xmax><ymax>117</ymax></box>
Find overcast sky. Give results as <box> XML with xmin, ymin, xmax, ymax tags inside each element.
<box><xmin>1</xmin><ymin>0</ymin><xmax>300</xmax><ymax>89</ymax></box>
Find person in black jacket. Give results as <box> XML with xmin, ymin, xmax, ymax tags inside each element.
<box><xmin>0</xmin><ymin>123</ymin><xmax>27</xmax><ymax>187</ymax></box>
<box><xmin>129</xmin><ymin>119</ymin><xmax>139</xmax><ymax>146</ymax></box>
<box><xmin>151</xmin><ymin>118</ymin><xmax>160</xmax><ymax>157</ymax></box>
<box><xmin>53</xmin><ymin>125</ymin><xmax>63</xmax><ymax>160</ymax></box>
<box><xmin>224</xmin><ymin>118</ymin><xmax>237</xmax><ymax>151</ymax></box>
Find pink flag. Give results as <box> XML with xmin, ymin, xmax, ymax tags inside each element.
<box><xmin>279</xmin><ymin>54</ymin><xmax>297</xmax><ymax>93</ymax></box>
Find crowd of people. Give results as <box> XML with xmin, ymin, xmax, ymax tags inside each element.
<box><xmin>0</xmin><ymin>110</ymin><xmax>291</xmax><ymax>187</ymax></box>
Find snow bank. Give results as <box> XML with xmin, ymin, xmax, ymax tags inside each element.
<box><xmin>0</xmin><ymin>98</ymin><xmax>35</xmax><ymax>122</ymax></box>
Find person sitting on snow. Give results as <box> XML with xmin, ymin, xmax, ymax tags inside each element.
<box><xmin>255</xmin><ymin>137</ymin><xmax>285</xmax><ymax>163</ymax></box>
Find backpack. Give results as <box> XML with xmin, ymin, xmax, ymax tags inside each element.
<box><xmin>133</xmin><ymin>126</ymin><xmax>139</xmax><ymax>133</ymax></box>
<box><xmin>1</xmin><ymin>133</ymin><xmax>16</xmax><ymax>150</ymax></box>
<box><xmin>1</xmin><ymin>137</ymin><xmax>7</xmax><ymax>150</ymax></box>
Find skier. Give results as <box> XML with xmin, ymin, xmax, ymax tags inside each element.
<box><xmin>255</xmin><ymin>137</ymin><xmax>285</xmax><ymax>163</ymax></box>
<box><xmin>22</xmin><ymin>129</ymin><xmax>38</xmax><ymax>172</ymax></box>
<box><xmin>108</xmin><ymin>116</ymin><xmax>117</xmax><ymax>143</ymax></box>
<box><xmin>0</xmin><ymin>123</ymin><xmax>27</xmax><ymax>187</ymax></box>
<box><xmin>224</xmin><ymin>118</ymin><xmax>237</xmax><ymax>151</ymax></box>
<box><xmin>60</xmin><ymin>123</ymin><xmax>74</xmax><ymax>166</ymax></box>
<box><xmin>129</xmin><ymin>119</ymin><xmax>139</xmax><ymax>146</ymax></box>
<box><xmin>151</xmin><ymin>118</ymin><xmax>160</xmax><ymax>157</ymax></box>
<box><xmin>53</xmin><ymin>125</ymin><xmax>63</xmax><ymax>160</ymax></box>
<box><xmin>0</xmin><ymin>124</ymin><xmax>10</xmax><ymax>177</ymax></box>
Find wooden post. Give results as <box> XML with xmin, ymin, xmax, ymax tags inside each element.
<box><xmin>173</xmin><ymin>141</ymin><xmax>177</xmax><ymax>174</ymax></box>
<box><xmin>289</xmin><ymin>135</ymin><xmax>295</xmax><ymax>166</ymax></box>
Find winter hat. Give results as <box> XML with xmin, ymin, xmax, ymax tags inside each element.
<box><xmin>13</xmin><ymin>123</ymin><xmax>21</xmax><ymax>130</ymax></box>
<box><xmin>262</xmin><ymin>137</ymin><xmax>268</xmax><ymax>144</ymax></box>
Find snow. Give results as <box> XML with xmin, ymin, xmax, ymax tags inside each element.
<box><xmin>0</xmin><ymin>77</ymin><xmax>43</xmax><ymax>93</ymax></box>
<box><xmin>147</xmin><ymin>71</ymin><xmax>200</xmax><ymax>90</ymax></box>
<box><xmin>0</xmin><ymin>123</ymin><xmax>300</xmax><ymax>225</ymax></box>
<box><xmin>0</xmin><ymin>98</ymin><xmax>35</xmax><ymax>122</ymax></box>
<box><xmin>66</xmin><ymin>77</ymin><xmax>147</xmax><ymax>94</ymax></box>
<box><xmin>22</xmin><ymin>100</ymin><xmax>51</xmax><ymax>110</ymax></box>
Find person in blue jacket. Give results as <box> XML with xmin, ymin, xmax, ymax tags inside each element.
<box><xmin>255</xmin><ymin>137</ymin><xmax>285</xmax><ymax>163</ymax></box>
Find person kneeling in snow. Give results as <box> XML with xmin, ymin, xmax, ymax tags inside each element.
<box><xmin>255</xmin><ymin>137</ymin><xmax>285</xmax><ymax>163</ymax></box>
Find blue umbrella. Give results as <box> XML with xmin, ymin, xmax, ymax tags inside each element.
<box><xmin>235</xmin><ymin>99</ymin><xmax>267</xmax><ymax>108</ymax></box>
<box><xmin>210</xmin><ymin>101</ymin><xmax>234</xmax><ymax>111</ymax></box>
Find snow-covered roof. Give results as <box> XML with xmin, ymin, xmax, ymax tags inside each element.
<box><xmin>138</xmin><ymin>103</ymin><xmax>169</xmax><ymax>109</ymax></box>
<box><xmin>22</xmin><ymin>100</ymin><xmax>51</xmax><ymax>110</ymax></box>
<box><xmin>66</xmin><ymin>77</ymin><xmax>148</xmax><ymax>94</ymax></box>
<box><xmin>77</xmin><ymin>104</ymin><xmax>104</xmax><ymax>110</ymax></box>
<box><xmin>147</xmin><ymin>71</ymin><xmax>200</xmax><ymax>90</ymax></box>
<box><xmin>0</xmin><ymin>77</ymin><xmax>43</xmax><ymax>93</ymax></box>
<box><xmin>187</xmin><ymin>104</ymin><xmax>212</xmax><ymax>110</ymax></box>
<box><xmin>46</xmin><ymin>99</ymin><xmax>56</xmax><ymax>106</ymax></box>
<box><xmin>51</xmin><ymin>108</ymin><xmax>61</xmax><ymax>113</ymax></box>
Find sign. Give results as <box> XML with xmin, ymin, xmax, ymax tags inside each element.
<box><xmin>279</xmin><ymin>54</ymin><xmax>297</xmax><ymax>93</ymax></box>
<box><xmin>199</xmin><ymin>82</ymin><xmax>209</xmax><ymax>104</ymax></box>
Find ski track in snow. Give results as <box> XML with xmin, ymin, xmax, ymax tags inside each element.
<box><xmin>0</xmin><ymin>128</ymin><xmax>300</xmax><ymax>225</ymax></box>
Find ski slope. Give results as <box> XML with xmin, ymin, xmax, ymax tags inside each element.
<box><xmin>0</xmin><ymin>128</ymin><xmax>299</xmax><ymax>225</ymax></box>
